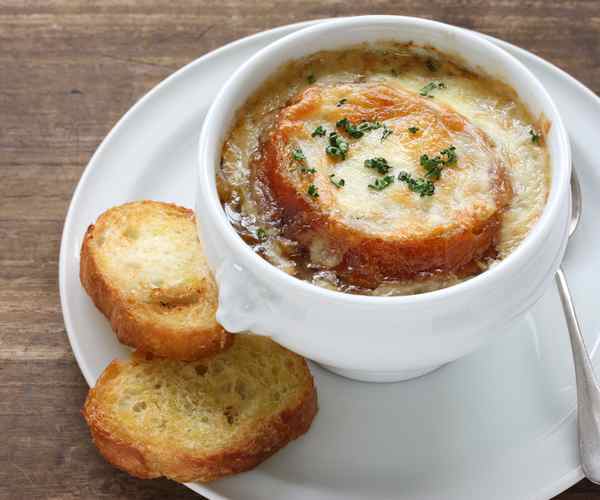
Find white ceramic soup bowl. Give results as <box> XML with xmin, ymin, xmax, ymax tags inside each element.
<box><xmin>197</xmin><ymin>16</ymin><xmax>571</xmax><ymax>382</ymax></box>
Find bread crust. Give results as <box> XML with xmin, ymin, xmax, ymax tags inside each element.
<box><xmin>82</xmin><ymin>362</ymin><xmax>161</xmax><ymax>479</ymax></box>
<box><xmin>258</xmin><ymin>83</ymin><xmax>512</xmax><ymax>286</ymax></box>
<box><xmin>82</xmin><ymin>350</ymin><xmax>318</xmax><ymax>483</ymax></box>
<box><xmin>80</xmin><ymin>201</ymin><xmax>232</xmax><ymax>360</ymax></box>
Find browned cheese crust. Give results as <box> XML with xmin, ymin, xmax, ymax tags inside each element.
<box><xmin>257</xmin><ymin>83</ymin><xmax>512</xmax><ymax>286</ymax></box>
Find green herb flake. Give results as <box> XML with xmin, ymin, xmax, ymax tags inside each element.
<box><xmin>325</xmin><ymin>132</ymin><xmax>349</xmax><ymax>160</ymax></box>
<box><xmin>419</xmin><ymin>81</ymin><xmax>446</xmax><ymax>98</ymax></box>
<box><xmin>420</xmin><ymin>145</ymin><xmax>457</xmax><ymax>180</ymax></box>
<box><xmin>292</xmin><ymin>148</ymin><xmax>306</xmax><ymax>162</ymax></box>
<box><xmin>440</xmin><ymin>145</ymin><xmax>457</xmax><ymax>166</ymax></box>
<box><xmin>312</xmin><ymin>125</ymin><xmax>326</xmax><ymax>137</ymax></box>
<box><xmin>368</xmin><ymin>175</ymin><xmax>395</xmax><ymax>191</ymax></box>
<box><xmin>336</xmin><ymin>117</ymin><xmax>382</xmax><ymax>138</ymax></box>
<box><xmin>256</xmin><ymin>228</ymin><xmax>268</xmax><ymax>240</ymax></box>
<box><xmin>307</xmin><ymin>184</ymin><xmax>319</xmax><ymax>198</ymax></box>
<box><xmin>381</xmin><ymin>125</ymin><xmax>393</xmax><ymax>141</ymax></box>
<box><xmin>336</xmin><ymin>98</ymin><xmax>348</xmax><ymax>107</ymax></box>
<box><xmin>398</xmin><ymin>171</ymin><xmax>435</xmax><ymax>197</ymax></box>
<box><xmin>307</xmin><ymin>74</ymin><xmax>316</xmax><ymax>84</ymax></box>
<box><xmin>357</xmin><ymin>121</ymin><xmax>382</xmax><ymax>133</ymax></box>
<box><xmin>336</xmin><ymin>117</ymin><xmax>362</xmax><ymax>138</ymax></box>
<box><xmin>408</xmin><ymin>126</ymin><xmax>419</xmax><ymax>134</ymax></box>
<box><xmin>301</xmin><ymin>167</ymin><xmax>317</xmax><ymax>174</ymax></box>
<box><xmin>419</xmin><ymin>154</ymin><xmax>443</xmax><ymax>180</ymax></box>
<box><xmin>529</xmin><ymin>129</ymin><xmax>542</xmax><ymax>144</ymax></box>
<box><xmin>364</xmin><ymin>157</ymin><xmax>392</xmax><ymax>175</ymax></box>
<box><xmin>329</xmin><ymin>174</ymin><xmax>346</xmax><ymax>188</ymax></box>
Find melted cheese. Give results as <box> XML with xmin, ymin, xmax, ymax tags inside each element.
<box><xmin>219</xmin><ymin>42</ymin><xmax>550</xmax><ymax>295</ymax></box>
<box><xmin>282</xmin><ymin>83</ymin><xmax>506</xmax><ymax>240</ymax></box>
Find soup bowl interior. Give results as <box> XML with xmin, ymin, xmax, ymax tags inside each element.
<box><xmin>197</xmin><ymin>16</ymin><xmax>571</xmax><ymax>382</ymax></box>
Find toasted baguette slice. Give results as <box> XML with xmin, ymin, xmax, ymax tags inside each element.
<box><xmin>82</xmin><ymin>335</ymin><xmax>318</xmax><ymax>483</ymax></box>
<box><xmin>80</xmin><ymin>201</ymin><xmax>231</xmax><ymax>360</ymax></box>
<box><xmin>258</xmin><ymin>83</ymin><xmax>512</xmax><ymax>286</ymax></box>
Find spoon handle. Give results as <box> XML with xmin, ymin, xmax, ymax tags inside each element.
<box><xmin>556</xmin><ymin>267</ymin><xmax>600</xmax><ymax>484</ymax></box>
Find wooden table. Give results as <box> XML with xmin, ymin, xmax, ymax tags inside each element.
<box><xmin>1</xmin><ymin>1</ymin><xmax>598</xmax><ymax>498</ymax></box>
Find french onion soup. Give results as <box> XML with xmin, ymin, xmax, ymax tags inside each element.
<box><xmin>217</xmin><ymin>43</ymin><xmax>550</xmax><ymax>296</ymax></box>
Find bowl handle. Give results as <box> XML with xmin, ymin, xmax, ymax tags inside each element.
<box><xmin>215</xmin><ymin>261</ymin><xmax>275</xmax><ymax>335</ymax></box>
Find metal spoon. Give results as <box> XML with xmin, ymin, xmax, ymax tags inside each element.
<box><xmin>555</xmin><ymin>169</ymin><xmax>600</xmax><ymax>483</ymax></box>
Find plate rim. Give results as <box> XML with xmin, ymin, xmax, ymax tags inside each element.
<box><xmin>59</xmin><ymin>17</ymin><xmax>600</xmax><ymax>500</ymax></box>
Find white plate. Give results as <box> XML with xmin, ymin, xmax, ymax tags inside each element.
<box><xmin>59</xmin><ymin>20</ymin><xmax>600</xmax><ymax>500</ymax></box>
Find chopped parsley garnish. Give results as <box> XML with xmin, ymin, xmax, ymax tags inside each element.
<box><xmin>420</xmin><ymin>145</ymin><xmax>457</xmax><ymax>180</ymax></box>
<box><xmin>325</xmin><ymin>132</ymin><xmax>349</xmax><ymax>160</ymax></box>
<box><xmin>256</xmin><ymin>228</ymin><xmax>268</xmax><ymax>240</ymax></box>
<box><xmin>419</xmin><ymin>81</ymin><xmax>446</xmax><ymax>97</ymax></box>
<box><xmin>336</xmin><ymin>98</ymin><xmax>348</xmax><ymax>107</ymax></box>
<box><xmin>336</xmin><ymin>117</ymin><xmax>382</xmax><ymax>138</ymax></box>
<box><xmin>408</xmin><ymin>126</ymin><xmax>419</xmax><ymax>134</ymax></box>
<box><xmin>292</xmin><ymin>148</ymin><xmax>315</xmax><ymax>173</ymax></box>
<box><xmin>329</xmin><ymin>174</ymin><xmax>345</xmax><ymax>188</ymax></box>
<box><xmin>426</xmin><ymin>58</ymin><xmax>439</xmax><ymax>72</ymax></box>
<box><xmin>364</xmin><ymin>157</ymin><xmax>392</xmax><ymax>175</ymax></box>
<box><xmin>529</xmin><ymin>129</ymin><xmax>541</xmax><ymax>144</ymax></box>
<box><xmin>398</xmin><ymin>171</ymin><xmax>435</xmax><ymax>197</ymax></box>
<box><xmin>312</xmin><ymin>125</ymin><xmax>326</xmax><ymax>137</ymax></box>
<box><xmin>336</xmin><ymin>118</ymin><xmax>361</xmax><ymax>138</ymax></box>
<box><xmin>357</xmin><ymin>121</ymin><xmax>382</xmax><ymax>133</ymax></box>
<box><xmin>292</xmin><ymin>148</ymin><xmax>306</xmax><ymax>162</ymax></box>
<box><xmin>420</xmin><ymin>155</ymin><xmax>443</xmax><ymax>180</ymax></box>
<box><xmin>381</xmin><ymin>124</ymin><xmax>393</xmax><ymax>141</ymax></box>
<box><xmin>307</xmin><ymin>74</ymin><xmax>316</xmax><ymax>84</ymax></box>
<box><xmin>307</xmin><ymin>184</ymin><xmax>319</xmax><ymax>198</ymax></box>
<box><xmin>440</xmin><ymin>145</ymin><xmax>457</xmax><ymax>165</ymax></box>
<box><xmin>368</xmin><ymin>175</ymin><xmax>395</xmax><ymax>191</ymax></box>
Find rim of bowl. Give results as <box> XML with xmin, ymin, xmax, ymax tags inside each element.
<box><xmin>197</xmin><ymin>15</ymin><xmax>571</xmax><ymax>306</ymax></box>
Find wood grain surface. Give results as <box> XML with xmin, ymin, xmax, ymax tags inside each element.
<box><xmin>1</xmin><ymin>1</ymin><xmax>598</xmax><ymax>498</ymax></box>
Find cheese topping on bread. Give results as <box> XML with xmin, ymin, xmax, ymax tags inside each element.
<box><xmin>257</xmin><ymin>82</ymin><xmax>512</xmax><ymax>284</ymax></box>
<box><xmin>219</xmin><ymin>43</ymin><xmax>550</xmax><ymax>295</ymax></box>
